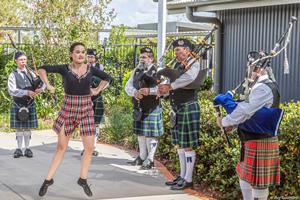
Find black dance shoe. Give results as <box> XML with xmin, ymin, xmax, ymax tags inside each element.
<box><xmin>77</xmin><ymin>178</ymin><xmax>93</xmax><ymax>197</ymax></box>
<box><xmin>39</xmin><ymin>179</ymin><xmax>54</xmax><ymax>197</ymax></box>
<box><xmin>92</xmin><ymin>150</ymin><xmax>98</xmax><ymax>156</ymax></box>
<box><xmin>140</xmin><ymin>158</ymin><xmax>154</xmax><ymax>170</ymax></box>
<box><xmin>81</xmin><ymin>149</ymin><xmax>85</xmax><ymax>156</ymax></box>
<box><xmin>24</xmin><ymin>148</ymin><xmax>33</xmax><ymax>158</ymax></box>
<box><xmin>165</xmin><ymin>176</ymin><xmax>183</xmax><ymax>186</ymax></box>
<box><xmin>13</xmin><ymin>149</ymin><xmax>23</xmax><ymax>158</ymax></box>
<box><xmin>126</xmin><ymin>156</ymin><xmax>144</xmax><ymax>166</ymax></box>
<box><xmin>170</xmin><ymin>180</ymin><xmax>193</xmax><ymax>190</ymax></box>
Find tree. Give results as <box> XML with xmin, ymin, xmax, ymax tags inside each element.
<box><xmin>0</xmin><ymin>0</ymin><xmax>32</xmax><ymax>42</ymax></box>
<box><xmin>0</xmin><ymin>0</ymin><xmax>31</xmax><ymax>26</ymax></box>
<box><xmin>28</xmin><ymin>0</ymin><xmax>116</xmax><ymax>64</ymax></box>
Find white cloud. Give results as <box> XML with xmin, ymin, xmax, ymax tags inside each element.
<box><xmin>104</xmin><ymin>0</ymin><xmax>215</xmax><ymax>27</ymax></box>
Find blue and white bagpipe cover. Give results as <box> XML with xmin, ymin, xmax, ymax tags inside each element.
<box><xmin>213</xmin><ymin>91</ymin><xmax>284</xmax><ymax>136</ymax></box>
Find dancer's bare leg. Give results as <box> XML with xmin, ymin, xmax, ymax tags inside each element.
<box><xmin>80</xmin><ymin>134</ymin><xmax>94</xmax><ymax>179</ymax></box>
<box><xmin>46</xmin><ymin>124</ymin><xmax>70</xmax><ymax>180</ymax></box>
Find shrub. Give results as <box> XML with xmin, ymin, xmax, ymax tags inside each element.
<box><xmin>100</xmin><ymin>105</ymin><xmax>133</xmax><ymax>146</ymax></box>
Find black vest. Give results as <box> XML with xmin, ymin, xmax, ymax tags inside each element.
<box><xmin>12</xmin><ymin>70</ymin><xmax>34</xmax><ymax>105</ymax></box>
<box><xmin>132</xmin><ymin>66</ymin><xmax>159</xmax><ymax>111</ymax></box>
<box><xmin>168</xmin><ymin>62</ymin><xmax>198</xmax><ymax>106</ymax></box>
<box><xmin>238</xmin><ymin>78</ymin><xmax>280</xmax><ymax>141</ymax></box>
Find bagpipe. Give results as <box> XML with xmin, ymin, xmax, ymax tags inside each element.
<box><xmin>91</xmin><ymin>37</ymin><xmax>120</xmax><ymax>88</ymax></box>
<box><xmin>138</xmin><ymin>38</ymin><xmax>176</xmax><ymax>88</ymax></box>
<box><xmin>213</xmin><ymin>16</ymin><xmax>297</xmax><ymax>144</ymax></box>
<box><xmin>156</xmin><ymin>26</ymin><xmax>218</xmax><ymax>89</ymax></box>
<box><xmin>98</xmin><ymin>37</ymin><xmax>107</xmax><ymax>62</ymax></box>
<box><xmin>8</xmin><ymin>34</ymin><xmax>43</xmax><ymax>91</ymax></box>
<box><xmin>90</xmin><ymin>38</ymin><xmax>122</xmax><ymax>89</ymax></box>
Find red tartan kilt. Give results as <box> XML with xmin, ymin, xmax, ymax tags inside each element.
<box><xmin>237</xmin><ymin>136</ymin><xmax>280</xmax><ymax>188</ymax></box>
<box><xmin>53</xmin><ymin>94</ymin><xmax>95</xmax><ymax>136</ymax></box>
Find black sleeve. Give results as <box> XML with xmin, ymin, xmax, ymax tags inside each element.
<box><xmin>91</xmin><ymin>66</ymin><xmax>110</xmax><ymax>82</ymax></box>
<box><xmin>38</xmin><ymin>64</ymin><xmax>67</xmax><ymax>75</ymax></box>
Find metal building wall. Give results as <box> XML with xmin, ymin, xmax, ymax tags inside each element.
<box><xmin>218</xmin><ymin>4</ymin><xmax>300</xmax><ymax>102</ymax></box>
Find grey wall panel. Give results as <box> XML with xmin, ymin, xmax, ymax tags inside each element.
<box><xmin>218</xmin><ymin>4</ymin><xmax>300</xmax><ymax>102</ymax></box>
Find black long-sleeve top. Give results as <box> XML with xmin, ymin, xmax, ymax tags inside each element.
<box><xmin>38</xmin><ymin>64</ymin><xmax>110</xmax><ymax>95</ymax></box>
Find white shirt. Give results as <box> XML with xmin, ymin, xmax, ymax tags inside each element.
<box><xmin>222</xmin><ymin>75</ymin><xmax>274</xmax><ymax>127</ymax></box>
<box><xmin>170</xmin><ymin>59</ymin><xmax>200</xmax><ymax>90</ymax></box>
<box><xmin>8</xmin><ymin>68</ymin><xmax>46</xmax><ymax>97</ymax></box>
<box><xmin>125</xmin><ymin>64</ymin><xmax>158</xmax><ymax>97</ymax></box>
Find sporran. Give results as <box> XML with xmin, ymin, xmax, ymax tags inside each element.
<box><xmin>18</xmin><ymin>107</ymin><xmax>29</xmax><ymax>122</ymax></box>
<box><xmin>169</xmin><ymin>109</ymin><xmax>177</xmax><ymax>128</ymax></box>
<box><xmin>133</xmin><ymin>108</ymin><xmax>142</xmax><ymax>121</ymax></box>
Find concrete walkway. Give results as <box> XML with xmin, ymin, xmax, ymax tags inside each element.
<box><xmin>0</xmin><ymin>130</ymin><xmax>202</xmax><ymax>200</ymax></box>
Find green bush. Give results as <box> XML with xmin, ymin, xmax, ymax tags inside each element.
<box><xmin>101</xmin><ymin>105</ymin><xmax>133</xmax><ymax>146</ymax></box>
<box><xmin>200</xmin><ymin>75</ymin><xmax>214</xmax><ymax>91</ymax></box>
<box><xmin>275</xmin><ymin>101</ymin><xmax>300</xmax><ymax>196</ymax></box>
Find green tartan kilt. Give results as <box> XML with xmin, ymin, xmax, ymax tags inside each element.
<box><xmin>92</xmin><ymin>95</ymin><xmax>105</xmax><ymax>124</ymax></box>
<box><xmin>171</xmin><ymin>101</ymin><xmax>200</xmax><ymax>148</ymax></box>
<box><xmin>10</xmin><ymin>102</ymin><xmax>38</xmax><ymax>130</ymax></box>
<box><xmin>133</xmin><ymin>106</ymin><xmax>164</xmax><ymax>137</ymax></box>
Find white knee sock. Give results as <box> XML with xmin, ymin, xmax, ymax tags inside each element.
<box><xmin>146</xmin><ymin>137</ymin><xmax>158</xmax><ymax>162</ymax></box>
<box><xmin>184</xmin><ymin>150</ymin><xmax>196</xmax><ymax>183</ymax></box>
<box><xmin>239</xmin><ymin>180</ymin><xmax>253</xmax><ymax>200</ymax></box>
<box><xmin>23</xmin><ymin>131</ymin><xmax>31</xmax><ymax>149</ymax></box>
<box><xmin>94</xmin><ymin>126</ymin><xmax>99</xmax><ymax>150</ymax></box>
<box><xmin>138</xmin><ymin>136</ymin><xmax>147</xmax><ymax>160</ymax></box>
<box><xmin>177</xmin><ymin>149</ymin><xmax>186</xmax><ymax>178</ymax></box>
<box><xmin>16</xmin><ymin>131</ymin><xmax>23</xmax><ymax>149</ymax></box>
<box><xmin>146</xmin><ymin>138</ymin><xmax>151</xmax><ymax>156</ymax></box>
<box><xmin>252</xmin><ymin>188</ymin><xmax>269</xmax><ymax>200</ymax></box>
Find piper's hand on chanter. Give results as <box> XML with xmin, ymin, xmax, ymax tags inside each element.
<box><xmin>35</xmin><ymin>88</ymin><xmax>43</xmax><ymax>95</ymax></box>
<box><xmin>217</xmin><ymin>117</ymin><xmax>223</xmax><ymax>128</ymax></box>
<box><xmin>134</xmin><ymin>90</ymin><xmax>143</xmax><ymax>100</ymax></box>
<box><xmin>139</xmin><ymin>88</ymin><xmax>150</xmax><ymax>96</ymax></box>
<box><xmin>220</xmin><ymin>126</ymin><xmax>234</xmax><ymax>137</ymax></box>
<box><xmin>90</xmin><ymin>88</ymin><xmax>98</xmax><ymax>96</ymax></box>
<box><xmin>46</xmin><ymin>84</ymin><xmax>56</xmax><ymax>94</ymax></box>
<box><xmin>217</xmin><ymin>117</ymin><xmax>233</xmax><ymax>136</ymax></box>
<box><xmin>156</xmin><ymin>84</ymin><xmax>172</xmax><ymax>99</ymax></box>
<box><xmin>28</xmin><ymin>91</ymin><xmax>36</xmax><ymax>99</ymax></box>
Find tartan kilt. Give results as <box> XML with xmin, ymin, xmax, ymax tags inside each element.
<box><xmin>92</xmin><ymin>95</ymin><xmax>105</xmax><ymax>124</ymax></box>
<box><xmin>171</xmin><ymin>101</ymin><xmax>200</xmax><ymax>148</ymax></box>
<box><xmin>10</xmin><ymin>102</ymin><xmax>38</xmax><ymax>130</ymax></box>
<box><xmin>237</xmin><ymin>136</ymin><xmax>280</xmax><ymax>188</ymax></box>
<box><xmin>53</xmin><ymin>94</ymin><xmax>95</xmax><ymax>136</ymax></box>
<box><xmin>133</xmin><ymin>106</ymin><xmax>164</xmax><ymax>137</ymax></box>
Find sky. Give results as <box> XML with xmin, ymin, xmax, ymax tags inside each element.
<box><xmin>100</xmin><ymin>0</ymin><xmax>215</xmax><ymax>40</ymax></box>
<box><xmin>106</xmin><ymin>0</ymin><xmax>189</xmax><ymax>27</ymax></box>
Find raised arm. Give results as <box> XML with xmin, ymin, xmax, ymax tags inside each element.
<box><xmin>37</xmin><ymin>69</ymin><xmax>55</xmax><ymax>93</ymax></box>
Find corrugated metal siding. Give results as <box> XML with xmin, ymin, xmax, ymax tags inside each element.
<box><xmin>218</xmin><ymin>4</ymin><xmax>300</xmax><ymax>102</ymax></box>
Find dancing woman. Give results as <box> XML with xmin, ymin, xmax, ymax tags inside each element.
<box><xmin>37</xmin><ymin>42</ymin><xmax>110</xmax><ymax>197</ymax></box>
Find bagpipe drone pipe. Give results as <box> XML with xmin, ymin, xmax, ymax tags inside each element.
<box><xmin>138</xmin><ymin>38</ymin><xmax>176</xmax><ymax>88</ymax></box>
<box><xmin>156</xmin><ymin>26</ymin><xmax>218</xmax><ymax>89</ymax></box>
<box><xmin>213</xmin><ymin>16</ymin><xmax>297</xmax><ymax>137</ymax></box>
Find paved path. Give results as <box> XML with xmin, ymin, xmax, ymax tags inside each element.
<box><xmin>0</xmin><ymin>130</ymin><xmax>202</xmax><ymax>200</ymax></box>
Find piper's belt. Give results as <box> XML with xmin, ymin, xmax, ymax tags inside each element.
<box><xmin>13</xmin><ymin>95</ymin><xmax>34</xmax><ymax>106</ymax></box>
<box><xmin>238</xmin><ymin>127</ymin><xmax>275</xmax><ymax>162</ymax></box>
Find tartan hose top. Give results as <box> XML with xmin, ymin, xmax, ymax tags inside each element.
<box><xmin>39</xmin><ymin>64</ymin><xmax>110</xmax><ymax>95</ymax></box>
